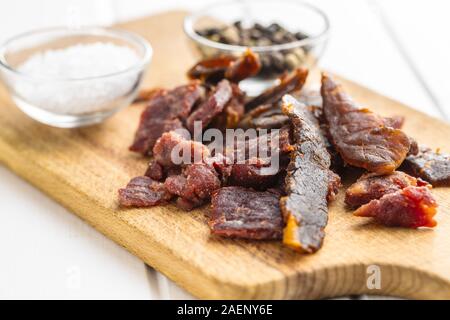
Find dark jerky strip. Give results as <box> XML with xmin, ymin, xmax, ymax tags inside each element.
<box><xmin>280</xmin><ymin>95</ymin><xmax>339</xmax><ymax>253</ymax></box>
<box><xmin>345</xmin><ymin>171</ymin><xmax>428</xmax><ymax>208</ymax></box>
<box><xmin>401</xmin><ymin>147</ymin><xmax>450</xmax><ymax>186</ymax></box>
<box><xmin>245</xmin><ymin>68</ymin><xmax>308</xmax><ymax>111</ymax></box>
<box><xmin>209</xmin><ymin>186</ymin><xmax>283</xmax><ymax>240</ymax></box>
<box><xmin>186</xmin><ymin>79</ymin><xmax>233</xmax><ymax>133</ymax></box>
<box><xmin>354</xmin><ymin>186</ymin><xmax>438</xmax><ymax>228</ymax></box>
<box><xmin>130</xmin><ymin>82</ymin><xmax>203</xmax><ymax>155</ymax></box>
<box><xmin>321</xmin><ymin>73</ymin><xmax>412</xmax><ymax>174</ymax></box>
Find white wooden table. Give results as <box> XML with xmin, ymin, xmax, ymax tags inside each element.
<box><xmin>0</xmin><ymin>0</ymin><xmax>448</xmax><ymax>299</ymax></box>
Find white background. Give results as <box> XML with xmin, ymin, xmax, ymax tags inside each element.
<box><xmin>0</xmin><ymin>0</ymin><xmax>448</xmax><ymax>299</ymax></box>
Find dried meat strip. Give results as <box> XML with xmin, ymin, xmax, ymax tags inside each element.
<box><xmin>280</xmin><ymin>95</ymin><xmax>340</xmax><ymax>253</ymax></box>
<box><xmin>354</xmin><ymin>186</ymin><xmax>438</xmax><ymax>228</ymax></box>
<box><xmin>118</xmin><ymin>176</ymin><xmax>173</xmax><ymax>207</ymax></box>
<box><xmin>209</xmin><ymin>186</ymin><xmax>283</xmax><ymax>240</ymax></box>
<box><xmin>186</xmin><ymin>79</ymin><xmax>233</xmax><ymax>133</ymax></box>
<box><xmin>210</xmin><ymin>83</ymin><xmax>246</xmax><ymax>130</ymax></box>
<box><xmin>187</xmin><ymin>50</ymin><xmax>261</xmax><ymax>84</ymax></box>
<box><xmin>224</xmin><ymin>49</ymin><xmax>261</xmax><ymax>83</ymax></box>
<box><xmin>401</xmin><ymin>147</ymin><xmax>450</xmax><ymax>186</ymax></box>
<box><xmin>345</xmin><ymin>171</ymin><xmax>428</xmax><ymax>208</ymax></box>
<box><xmin>245</xmin><ymin>68</ymin><xmax>309</xmax><ymax>111</ymax></box>
<box><xmin>187</xmin><ymin>55</ymin><xmax>236</xmax><ymax>83</ymax></box>
<box><xmin>130</xmin><ymin>82</ymin><xmax>204</xmax><ymax>155</ymax></box>
<box><xmin>321</xmin><ymin>73</ymin><xmax>412</xmax><ymax>174</ymax></box>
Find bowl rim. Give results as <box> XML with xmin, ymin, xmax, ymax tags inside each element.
<box><xmin>0</xmin><ymin>26</ymin><xmax>153</xmax><ymax>82</ymax></box>
<box><xmin>184</xmin><ymin>0</ymin><xmax>331</xmax><ymax>53</ymax></box>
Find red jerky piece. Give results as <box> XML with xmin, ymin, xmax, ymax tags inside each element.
<box><xmin>118</xmin><ymin>176</ymin><xmax>172</xmax><ymax>207</ymax></box>
<box><xmin>209</xmin><ymin>186</ymin><xmax>283</xmax><ymax>240</ymax></box>
<box><xmin>402</xmin><ymin>147</ymin><xmax>450</xmax><ymax>186</ymax></box>
<box><xmin>224</xmin><ymin>49</ymin><xmax>261</xmax><ymax>83</ymax></box>
<box><xmin>187</xmin><ymin>55</ymin><xmax>236</xmax><ymax>83</ymax></box>
<box><xmin>186</xmin><ymin>79</ymin><xmax>233</xmax><ymax>133</ymax></box>
<box><xmin>210</xmin><ymin>83</ymin><xmax>246</xmax><ymax>130</ymax></box>
<box><xmin>145</xmin><ymin>160</ymin><xmax>164</xmax><ymax>181</ymax></box>
<box><xmin>345</xmin><ymin>171</ymin><xmax>428</xmax><ymax>208</ymax></box>
<box><xmin>130</xmin><ymin>83</ymin><xmax>203</xmax><ymax>155</ymax></box>
<box><xmin>245</xmin><ymin>68</ymin><xmax>308</xmax><ymax>110</ymax></box>
<box><xmin>152</xmin><ymin>131</ymin><xmax>210</xmax><ymax>168</ymax></box>
<box><xmin>165</xmin><ymin>163</ymin><xmax>221</xmax><ymax>210</ymax></box>
<box><xmin>321</xmin><ymin>73</ymin><xmax>412</xmax><ymax>174</ymax></box>
<box><xmin>354</xmin><ymin>186</ymin><xmax>438</xmax><ymax>228</ymax></box>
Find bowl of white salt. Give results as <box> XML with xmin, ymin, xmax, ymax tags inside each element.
<box><xmin>0</xmin><ymin>27</ymin><xmax>152</xmax><ymax>127</ymax></box>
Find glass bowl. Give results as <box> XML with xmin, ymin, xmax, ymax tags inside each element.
<box><xmin>184</xmin><ymin>0</ymin><xmax>330</xmax><ymax>95</ymax></box>
<box><xmin>0</xmin><ymin>27</ymin><xmax>152</xmax><ymax>128</ymax></box>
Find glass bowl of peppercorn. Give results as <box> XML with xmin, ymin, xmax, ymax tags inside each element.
<box><xmin>184</xmin><ymin>0</ymin><xmax>330</xmax><ymax>94</ymax></box>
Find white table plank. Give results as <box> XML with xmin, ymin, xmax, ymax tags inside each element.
<box><xmin>317</xmin><ymin>0</ymin><xmax>439</xmax><ymax>117</ymax></box>
<box><xmin>0</xmin><ymin>167</ymin><xmax>154</xmax><ymax>299</ymax></box>
<box><xmin>375</xmin><ymin>0</ymin><xmax>450</xmax><ymax>119</ymax></box>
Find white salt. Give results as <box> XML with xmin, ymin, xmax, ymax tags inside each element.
<box><xmin>16</xmin><ymin>42</ymin><xmax>141</xmax><ymax>115</ymax></box>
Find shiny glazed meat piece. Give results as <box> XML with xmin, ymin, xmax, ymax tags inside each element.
<box><xmin>321</xmin><ymin>73</ymin><xmax>412</xmax><ymax>174</ymax></box>
<box><xmin>187</xmin><ymin>49</ymin><xmax>261</xmax><ymax>84</ymax></box>
<box><xmin>187</xmin><ymin>55</ymin><xmax>236</xmax><ymax>83</ymax></box>
<box><xmin>130</xmin><ymin>83</ymin><xmax>204</xmax><ymax>155</ymax></box>
<box><xmin>224</xmin><ymin>49</ymin><xmax>261</xmax><ymax>83</ymax></box>
<box><xmin>245</xmin><ymin>68</ymin><xmax>309</xmax><ymax>110</ymax></box>
<box><xmin>345</xmin><ymin>171</ymin><xmax>428</xmax><ymax>208</ymax></box>
<box><xmin>402</xmin><ymin>147</ymin><xmax>450</xmax><ymax>186</ymax></box>
<box><xmin>209</xmin><ymin>186</ymin><xmax>283</xmax><ymax>240</ymax></box>
<box><xmin>280</xmin><ymin>95</ymin><xmax>340</xmax><ymax>253</ymax></box>
<box><xmin>354</xmin><ymin>186</ymin><xmax>438</xmax><ymax>228</ymax></box>
<box><xmin>118</xmin><ymin>176</ymin><xmax>173</xmax><ymax>207</ymax></box>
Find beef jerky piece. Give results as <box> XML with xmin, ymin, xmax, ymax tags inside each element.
<box><xmin>186</xmin><ymin>79</ymin><xmax>233</xmax><ymax>133</ymax></box>
<box><xmin>354</xmin><ymin>186</ymin><xmax>438</xmax><ymax>228</ymax></box>
<box><xmin>187</xmin><ymin>55</ymin><xmax>236</xmax><ymax>83</ymax></box>
<box><xmin>280</xmin><ymin>95</ymin><xmax>338</xmax><ymax>253</ymax></box>
<box><xmin>165</xmin><ymin>163</ymin><xmax>221</xmax><ymax>210</ymax></box>
<box><xmin>402</xmin><ymin>147</ymin><xmax>450</xmax><ymax>186</ymax></box>
<box><xmin>226</xmin><ymin>159</ymin><xmax>282</xmax><ymax>190</ymax></box>
<box><xmin>321</xmin><ymin>73</ymin><xmax>412</xmax><ymax>174</ymax></box>
<box><xmin>327</xmin><ymin>171</ymin><xmax>341</xmax><ymax>202</ymax></box>
<box><xmin>228</xmin><ymin>126</ymin><xmax>293</xmax><ymax>164</ymax></box>
<box><xmin>240</xmin><ymin>103</ymin><xmax>290</xmax><ymax>129</ymax></box>
<box><xmin>252</xmin><ymin>113</ymin><xmax>290</xmax><ymax>129</ymax></box>
<box><xmin>209</xmin><ymin>186</ymin><xmax>283</xmax><ymax>240</ymax></box>
<box><xmin>345</xmin><ymin>171</ymin><xmax>429</xmax><ymax>208</ymax></box>
<box><xmin>130</xmin><ymin>117</ymin><xmax>183</xmax><ymax>156</ymax></box>
<box><xmin>153</xmin><ymin>131</ymin><xmax>210</xmax><ymax>168</ymax></box>
<box><xmin>118</xmin><ymin>176</ymin><xmax>173</xmax><ymax>207</ymax></box>
<box><xmin>238</xmin><ymin>104</ymin><xmax>274</xmax><ymax>129</ymax></box>
<box><xmin>210</xmin><ymin>83</ymin><xmax>246</xmax><ymax>130</ymax></box>
<box><xmin>245</xmin><ymin>68</ymin><xmax>309</xmax><ymax>111</ymax></box>
<box><xmin>145</xmin><ymin>160</ymin><xmax>164</xmax><ymax>181</ymax></box>
<box><xmin>224</xmin><ymin>49</ymin><xmax>261</xmax><ymax>83</ymax></box>
<box><xmin>130</xmin><ymin>83</ymin><xmax>203</xmax><ymax>155</ymax></box>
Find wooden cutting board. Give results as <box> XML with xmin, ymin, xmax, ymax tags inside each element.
<box><xmin>1</xmin><ymin>11</ymin><xmax>450</xmax><ymax>299</ymax></box>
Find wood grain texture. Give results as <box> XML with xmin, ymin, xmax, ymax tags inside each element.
<box><xmin>0</xmin><ymin>11</ymin><xmax>449</xmax><ymax>299</ymax></box>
